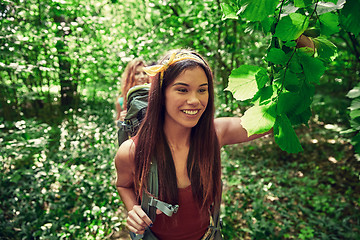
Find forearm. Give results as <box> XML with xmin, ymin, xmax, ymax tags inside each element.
<box><xmin>117</xmin><ymin>186</ymin><xmax>139</xmax><ymax>212</ymax></box>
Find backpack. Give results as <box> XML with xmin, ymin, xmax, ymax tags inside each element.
<box><xmin>130</xmin><ymin>144</ymin><xmax>223</xmax><ymax>240</ymax></box>
<box><xmin>117</xmin><ymin>84</ymin><xmax>150</xmax><ymax>146</ymax></box>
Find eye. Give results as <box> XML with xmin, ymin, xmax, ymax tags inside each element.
<box><xmin>177</xmin><ymin>88</ymin><xmax>188</xmax><ymax>93</ymax></box>
<box><xmin>198</xmin><ymin>88</ymin><xmax>208</xmax><ymax>93</ymax></box>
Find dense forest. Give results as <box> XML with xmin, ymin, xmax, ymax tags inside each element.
<box><xmin>1</xmin><ymin>0</ymin><xmax>359</xmax><ymax>239</ymax></box>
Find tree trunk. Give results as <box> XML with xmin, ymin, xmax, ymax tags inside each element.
<box><xmin>53</xmin><ymin>13</ymin><xmax>78</xmax><ymax>111</ymax></box>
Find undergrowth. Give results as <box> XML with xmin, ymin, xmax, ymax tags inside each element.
<box><xmin>221</xmin><ymin>124</ymin><xmax>360</xmax><ymax>239</ymax></box>
<box><xmin>1</xmin><ymin>96</ymin><xmax>359</xmax><ymax>239</ymax></box>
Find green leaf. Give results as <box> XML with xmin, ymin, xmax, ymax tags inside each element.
<box><xmin>318</xmin><ymin>12</ymin><xmax>339</xmax><ymax>36</ymax></box>
<box><xmin>240</xmin><ymin>0</ymin><xmax>278</xmax><ymax>22</ymax></box>
<box><xmin>266</xmin><ymin>48</ymin><xmax>286</xmax><ymax>65</ymax></box>
<box><xmin>252</xmin><ymin>86</ymin><xmax>274</xmax><ymax>105</ymax></box>
<box><xmin>274</xmin><ymin>13</ymin><xmax>309</xmax><ymax>41</ymax></box>
<box><xmin>347</xmin><ymin>84</ymin><xmax>360</xmax><ymax>99</ymax></box>
<box><xmin>296</xmin><ymin>83</ymin><xmax>315</xmax><ymax>114</ymax></box>
<box><xmin>240</xmin><ymin>103</ymin><xmax>276</xmax><ymax>136</ymax></box>
<box><xmin>351</xmin><ymin>133</ymin><xmax>360</xmax><ymax>154</ymax></box>
<box><xmin>261</xmin><ymin>17</ymin><xmax>274</xmax><ymax>33</ymax></box>
<box><xmin>274</xmin><ymin>114</ymin><xmax>303</xmax><ymax>153</ymax></box>
<box><xmin>277</xmin><ymin>92</ymin><xmax>301</xmax><ymax>115</ymax></box>
<box><xmin>255</xmin><ymin>68</ymin><xmax>269</xmax><ymax>89</ymax></box>
<box><xmin>284</xmin><ymin>70</ymin><xmax>301</xmax><ymax>92</ymax></box>
<box><xmin>313</xmin><ymin>37</ymin><xmax>337</xmax><ymax>62</ymax></box>
<box><xmin>288</xmin><ymin>53</ymin><xmax>303</xmax><ymax>73</ymax></box>
<box><xmin>288</xmin><ymin>107</ymin><xmax>312</xmax><ymax>126</ymax></box>
<box><xmin>316</xmin><ymin>0</ymin><xmax>344</xmax><ymax>15</ymax></box>
<box><xmin>350</xmin><ymin>109</ymin><xmax>360</xmax><ymax>120</ymax></box>
<box><xmin>285</xmin><ymin>41</ymin><xmax>297</xmax><ymax>48</ymax></box>
<box><xmin>349</xmin><ymin>99</ymin><xmax>360</xmax><ymax>111</ymax></box>
<box><xmin>225</xmin><ymin>65</ymin><xmax>264</xmax><ymax>101</ymax></box>
<box><xmin>350</xmin><ymin>118</ymin><xmax>360</xmax><ymax>131</ymax></box>
<box><xmin>303</xmin><ymin>27</ymin><xmax>321</xmax><ymax>38</ymax></box>
<box><xmin>277</xmin><ymin>83</ymin><xmax>314</xmax><ymax>116</ymax></box>
<box><xmin>220</xmin><ymin>3</ymin><xmax>238</xmax><ymax>20</ymax></box>
<box><xmin>340</xmin><ymin>0</ymin><xmax>360</xmax><ymax>36</ymax></box>
<box><xmin>294</xmin><ymin>0</ymin><xmax>312</xmax><ymax>8</ymax></box>
<box><xmin>298</xmin><ymin>51</ymin><xmax>325</xmax><ymax>84</ymax></box>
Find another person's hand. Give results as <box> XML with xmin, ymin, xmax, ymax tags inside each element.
<box><xmin>119</xmin><ymin>110</ymin><xmax>127</xmax><ymax>121</ymax></box>
<box><xmin>126</xmin><ymin>205</ymin><xmax>153</xmax><ymax>234</ymax></box>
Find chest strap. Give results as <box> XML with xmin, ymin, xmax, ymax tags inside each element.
<box><xmin>142</xmin><ymin>192</ymin><xmax>179</xmax><ymax>217</ymax></box>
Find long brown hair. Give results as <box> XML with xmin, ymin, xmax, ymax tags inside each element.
<box><xmin>120</xmin><ymin>59</ymin><xmax>148</xmax><ymax>107</ymax></box>
<box><xmin>134</xmin><ymin>49</ymin><xmax>221</xmax><ymax>210</ymax></box>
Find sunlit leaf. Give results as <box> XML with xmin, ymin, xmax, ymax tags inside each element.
<box><xmin>315</xmin><ymin>0</ymin><xmax>345</xmax><ymax>15</ymax></box>
<box><xmin>350</xmin><ymin>109</ymin><xmax>360</xmax><ymax>120</ymax></box>
<box><xmin>240</xmin><ymin>102</ymin><xmax>276</xmax><ymax>136</ymax></box>
<box><xmin>225</xmin><ymin>65</ymin><xmax>264</xmax><ymax>101</ymax></box>
<box><xmin>313</xmin><ymin>36</ymin><xmax>337</xmax><ymax>62</ymax></box>
<box><xmin>349</xmin><ymin>99</ymin><xmax>360</xmax><ymax>111</ymax></box>
<box><xmin>346</xmin><ymin>84</ymin><xmax>360</xmax><ymax>99</ymax></box>
<box><xmin>240</xmin><ymin>0</ymin><xmax>278</xmax><ymax>21</ymax></box>
<box><xmin>220</xmin><ymin>3</ymin><xmax>238</xmax><ymax>20</ymax></box>
<box><xmin>274</xmin><ymin>13</ymin><xmax>309</xmax><ymax>41</ymax></box>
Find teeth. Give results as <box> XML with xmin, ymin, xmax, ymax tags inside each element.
<box><xmin>183</xmin><ymin>110</ymin><xmax>198</xmax><ymax>115</ymax></box>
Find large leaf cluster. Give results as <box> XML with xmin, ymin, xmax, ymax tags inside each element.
<box><xmin>222</xmin><ymin>0</ymin><xmax>359</xmax><ymax>153</ymax></box>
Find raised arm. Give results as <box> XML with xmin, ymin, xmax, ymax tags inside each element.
<box><xmin>114</xmin><ymin>139</ymin><xmax>152</xmax><ymax>234</ymax></box>
<box><xmin>215</xmin><ymin>117</ymin><xmax>271</xmax><ymax>147</ymax></box>
<box><xmin>115</xmin><ymin>96</ymin><xmax>123</xmax><ymax>121</ymax></box>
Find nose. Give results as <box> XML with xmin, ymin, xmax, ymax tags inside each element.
<box><xmin>140</xmin><ymin>72</ymin><xmax>148</xmax><ymax>80</ymax></box>
<box><xmin>187</xmin><ymin>92</ymin><xmax>200</xmax><ymax>105</ymax></box>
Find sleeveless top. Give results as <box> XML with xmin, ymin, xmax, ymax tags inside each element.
<box><xmin>150</xmin><ymin>185</ymin><xmax>209</xmax><ymax>240</ymax></box>
<box><xmin>131</xmin><ymin>136</ymin><xmax>210</xmax><ymax>239</ymax></box>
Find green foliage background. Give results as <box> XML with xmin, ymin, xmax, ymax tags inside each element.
<box><xmin>1</xmin><ymin>0</ymin><xmax>359</xmax><ymax>239</ymax></box>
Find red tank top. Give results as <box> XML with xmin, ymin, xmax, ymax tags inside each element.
<box><xmin>150</xmin><ymin>185</ymin><xmax>209</xmax><ymax>240</ymax></box>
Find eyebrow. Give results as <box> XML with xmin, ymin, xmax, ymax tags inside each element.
<box><xmin>172</xmin><ymin>82</ymin><xmax>208</xmax><ymax>87</ymax></box>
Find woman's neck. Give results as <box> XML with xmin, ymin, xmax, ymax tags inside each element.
<box><xmin>163</xmin><ymin>123</ymin><xmax>191</xmax><ymax>150</ymax></box>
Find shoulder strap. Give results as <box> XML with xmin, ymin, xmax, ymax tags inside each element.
<box><xmin>202</xmin><ymin>182</ymin><xmax>223</xmax><ymax>240</ymax></box>
<box><xmin>141</xmin><ymin>160</ymin><xmax>179</xmax><ymax>221</ymax></box>
<box><xmin>130</xmin><ymin>161</ymin><xmax>179</xmax><ymax>240</ymax></box>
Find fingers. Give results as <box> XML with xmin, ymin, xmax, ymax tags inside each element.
<box><xmin>119</xmin><ymin>110</ymin><xmax>127</xmax><ymax>121</ymax></box>
<box><xmin>126</xmin><ymin>205</ymin><xmax>153</xmax><ymax>234</ymax></box>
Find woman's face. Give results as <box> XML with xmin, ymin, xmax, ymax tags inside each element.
<box><xmin>164</xmin><ymin>66</ymin><xmax>209</xmax><ymax>129</ymax></box>
<box><xmin>134</xmin><ymin>65</ymin><xmax>149</xmax><ymax>85</ymax></box>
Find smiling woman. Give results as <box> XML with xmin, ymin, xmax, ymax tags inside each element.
<box><xmin>164</xmin><ymin>67</ymin><xmax>209</xmax><ymax>130</ymax></box>
<box><xmin>114</xmin><ymin>49</ymin><xmax>271</xmax><ymax>240</ymax></box>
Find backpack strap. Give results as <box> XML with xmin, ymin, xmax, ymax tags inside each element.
<box><xmin>141</xmin><ymin>160</ymin><xmax>179</xmax><ymax>220</ymax></box>
<box><xmin>130</xmin><ymin>160</ymin><xmax>179</xmax><ymax>240</ymax></box>
<box><xmin>201</xmin><ymin>182</ymin><xmax>223</xmax><ymax>240</ymax></box>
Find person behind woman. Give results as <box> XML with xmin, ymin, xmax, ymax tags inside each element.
<box><xmin>114</xmin><ymin>49</ymin><xmax>271</xmax><ymax>239</ymax></box>
<box><xmin>115</xmin><ymin>59</ymin><xmax>149</xmax><ymax>121</ymax></box>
